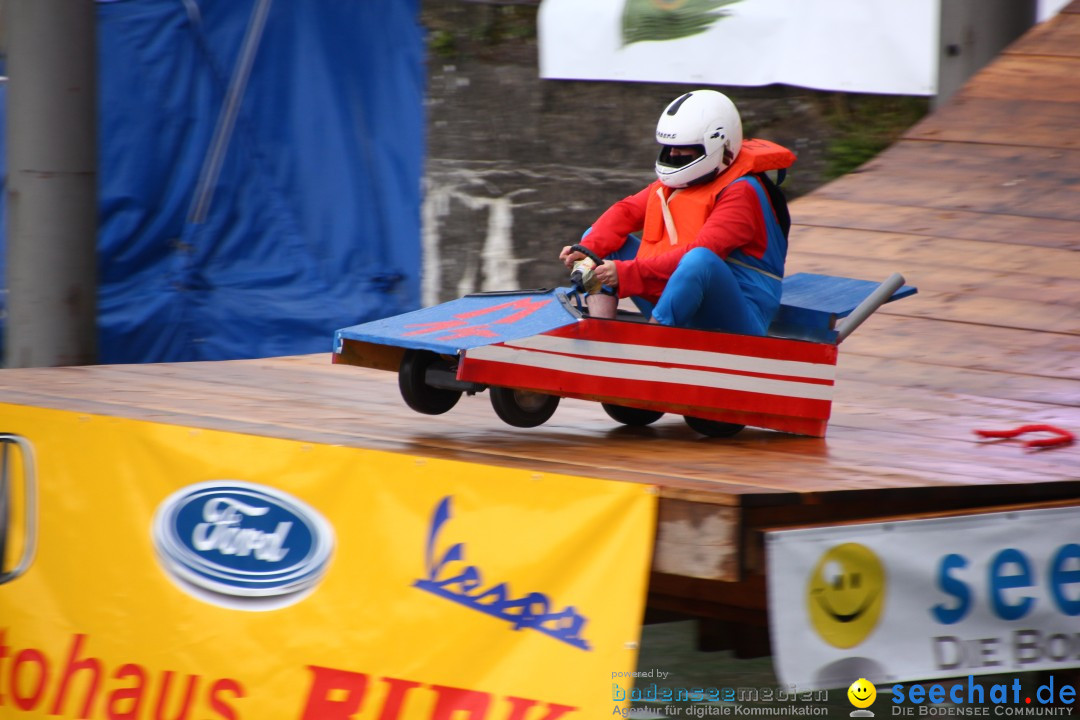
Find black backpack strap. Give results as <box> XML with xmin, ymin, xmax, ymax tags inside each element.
<box><xmin>754</xmin><ymin>171</ymin><xmax>791</xmax><ymax>240</ymax></box>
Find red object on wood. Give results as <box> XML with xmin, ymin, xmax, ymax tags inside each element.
<box><xmin>974</xmin><ymin>424</ymin><xmax>1075</xmax><ymax>449</ymax></box>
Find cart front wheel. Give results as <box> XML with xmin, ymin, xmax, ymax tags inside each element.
<box><xmin>602</xmin><ymin>403</ymin><xmax>664</xmax><ymax>427</ymax></box>
<box><xmin>490</xmin><ymin>387</ymin><xmax>560</xmax><ymax>428</ymax></box>
<box><xmin>684</xmin><ymin>415</ymin><xmax>745</xmax><ymax>438</ymax></box>
<box><xmin>399</xmin><ymin>349</ymin><xmax>462</xmax><ymax>415</ymax></box>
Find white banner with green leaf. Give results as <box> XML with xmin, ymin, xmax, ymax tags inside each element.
<box><xmin>539</xmin><ymin>0</ymin><xmax>938</xmax><ymax>95</ymax></box>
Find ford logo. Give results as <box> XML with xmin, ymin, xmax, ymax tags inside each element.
<box><xmin>152</xmin><ymin>481</ymin><xmax>333</xmax><ymax>608</ymax></box>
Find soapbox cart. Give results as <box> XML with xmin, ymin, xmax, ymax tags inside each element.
<box><xmin>331</xmin><ymin>268</ymin><xmax>916</xmax><ymax>438</ymax></box>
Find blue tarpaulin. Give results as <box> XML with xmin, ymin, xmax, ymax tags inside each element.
<box><xmin>0</xmin><ymin>79</ymin><xmax>6</xmax><ymax>353</ymax></box>
<box><xmin>86</xmin><ymin>0</ymin><xmax>424</xmax><ymax>362</ymax></box>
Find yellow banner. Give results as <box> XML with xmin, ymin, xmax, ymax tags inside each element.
<box><xmin>0</xmin><ymin>403</ymin><xmax>656</xmax><ymax>719</ymax></box>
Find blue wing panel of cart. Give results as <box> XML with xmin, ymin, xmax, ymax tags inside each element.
<box><xmin>770</xmin><ymin>273</ymin><xmax>918</xmax><ymax>343</ymax></box>
<box><xmin>334</xmin><ymin>288</ymin><xmax>581</xmax><ymax>356</ymax></box>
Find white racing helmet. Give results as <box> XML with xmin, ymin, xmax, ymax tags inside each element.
<box><xmin>654</xmin><ymin>90</ymin><xmax>743</xmax><ymax>188</ymax></box>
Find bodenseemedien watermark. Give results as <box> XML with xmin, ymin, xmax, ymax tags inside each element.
<box><xmin>612</xmin><ymin>683</ymin><xmax>832</xmax><ymax>717</ymax></box>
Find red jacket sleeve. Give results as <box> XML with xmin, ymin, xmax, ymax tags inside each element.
<box><xmin>578</xmin><ymin>186</ymin><xmax>651</xmax><ymax>258</ymax></box>
<box><xmin>614</xmin><ymin>180</ymin><xmax>767</xmax><ymax>300</ymax></box>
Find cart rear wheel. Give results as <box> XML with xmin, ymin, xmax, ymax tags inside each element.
<box><xmin>490</xmin><ymin>387</ymin><xmax>560</xmax><ymax>428</ymax></box>
<box><xmin>684</xmin><ymin>415</ymin><xmax>745</xmax><ymax>438</ymax></box>
<box><xmin>398</xmin><ymin>349</ymin><xmax>462</xmax><ymax>415</ymax></box>
<box><xmin>602</xmin><ymin>403</ymin><xmax>664</xmax><ymax>427</ymax></box>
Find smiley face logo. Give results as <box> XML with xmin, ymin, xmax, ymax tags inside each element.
<box><xmin>848</xmin><ymin>678</ymin><xmax>877</xmax><ymax>708</ymax></box>
<box><xmin>807</xmin><ymin>543</ymin><xmax>885</xmax><ymax>648</ymax></box>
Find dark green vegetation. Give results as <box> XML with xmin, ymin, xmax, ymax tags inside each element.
<box><xmin>820</xmin><ymin>93</ymin><xmax>931</xmax><ymax>179</ymax></box>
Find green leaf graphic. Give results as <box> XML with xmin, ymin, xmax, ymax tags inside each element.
<box><xmin>621</xmin><ymin>0</ymin><xmax>743</xmax><ymax>46</ymax></box>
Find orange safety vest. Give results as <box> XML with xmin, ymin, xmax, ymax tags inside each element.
<box><xmin>638</xmin><ymin>138</ymin><xmax>796</xmax><ymax>260</ymax></box>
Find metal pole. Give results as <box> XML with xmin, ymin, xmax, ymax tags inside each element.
<box><xmin>4</xmin><ymin>0</ymin><xmax>98</xmax><ymax>367</ymax></box>
<box><xmin>835</xmin><ymin>273</ymin><xmax>907</xmax><ymax>344</ymax></box>
<box><xmin>936</xmin><ymin>0</ymin><xmax>1036</xmax><ymax>108</ymax></box>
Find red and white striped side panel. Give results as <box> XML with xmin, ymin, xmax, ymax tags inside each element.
<box><xmin>458</xmin><ymin>320</ymin><xmax>839</xmax><ymax>435</ymax></box>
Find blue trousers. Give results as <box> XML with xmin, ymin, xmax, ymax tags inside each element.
<box><xmin>602</xmin><ymin>235</ymin><xmax>769</xmax><ymax>336</ymax></box>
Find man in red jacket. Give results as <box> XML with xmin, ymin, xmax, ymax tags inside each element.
<box><xmin>559</xmin><ymin>89</ymin><xmax>795</xmax><ymax>336</ymax></box>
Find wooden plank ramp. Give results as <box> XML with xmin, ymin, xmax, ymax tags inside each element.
<box><xmin>2</xmin><ymin>2</ymin><xmax>1079</xmax><ymax>648</ymax></box>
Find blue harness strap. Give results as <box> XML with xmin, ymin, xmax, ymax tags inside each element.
<box><xmin>724</xmin><ymin>175</ymin><xmax>787</xmax><ymax>280</ymax></box>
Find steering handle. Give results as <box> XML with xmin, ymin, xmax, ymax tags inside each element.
<box><xmin>569</xmin><ymin>244</ymin><xmax>603</xmax><ymax>266</ymax></box>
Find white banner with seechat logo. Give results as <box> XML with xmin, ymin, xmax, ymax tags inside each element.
<box><xmin>767</xmin><ymin>506</ymin><xmax>1080</xmax><ymax>692</ymax></box>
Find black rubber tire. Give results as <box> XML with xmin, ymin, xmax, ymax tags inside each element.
<box><xmin>489</xmin><ymin>386</ymin><xmax>560</xmax><ymax>428</ymax></box>
<box><xmin>398</xmin><ymin>349</ymin><xmax>462</xmax><ymax>415</ymax></box>
<box><xmin>683</xmin><ymin>415</ymin><xmax>745</xmax><ymax>438</ymax></box>
<box><xmin>602</xmin><ymin>403</ymin><xmax>665</xmax><ymax>427</ymax></box>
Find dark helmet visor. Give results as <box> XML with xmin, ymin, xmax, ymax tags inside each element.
<box><xmin>657</xmin><ymin>144</ymin><xmax>706</xmax><ymax>168</ymax></box>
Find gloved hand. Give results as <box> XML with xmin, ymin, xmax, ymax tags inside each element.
<box><xmin>565</xmin><ymin>243</ymin><xmax>606</xmax><ymax>294</ymax></box>
<box><xmin>570</xmin><ymin>256</ymin><xmax>602</xmax><ymax>294</ymax></box>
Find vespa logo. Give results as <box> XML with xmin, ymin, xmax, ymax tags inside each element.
<box><xmin>152</xmin><ymin>481</ymin><xmax>334</xmax><ymax>610</ymax></box>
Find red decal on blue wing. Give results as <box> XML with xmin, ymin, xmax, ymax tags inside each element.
<box><xmin>403</xmin><ymin>297</ymin><xmax>553</xmax><ymax>341</ymax></box>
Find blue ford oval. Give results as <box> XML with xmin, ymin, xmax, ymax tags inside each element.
<box><xmin>153</xmin><ymin>480</ymin><xmax>334</xmax><ymax>600</ymax></box>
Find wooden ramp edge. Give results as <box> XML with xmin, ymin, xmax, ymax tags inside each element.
<box><xmin>1</xmin><ymin>3</ymin><xmax>1079</xmax><ymax>634</ymax></box>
